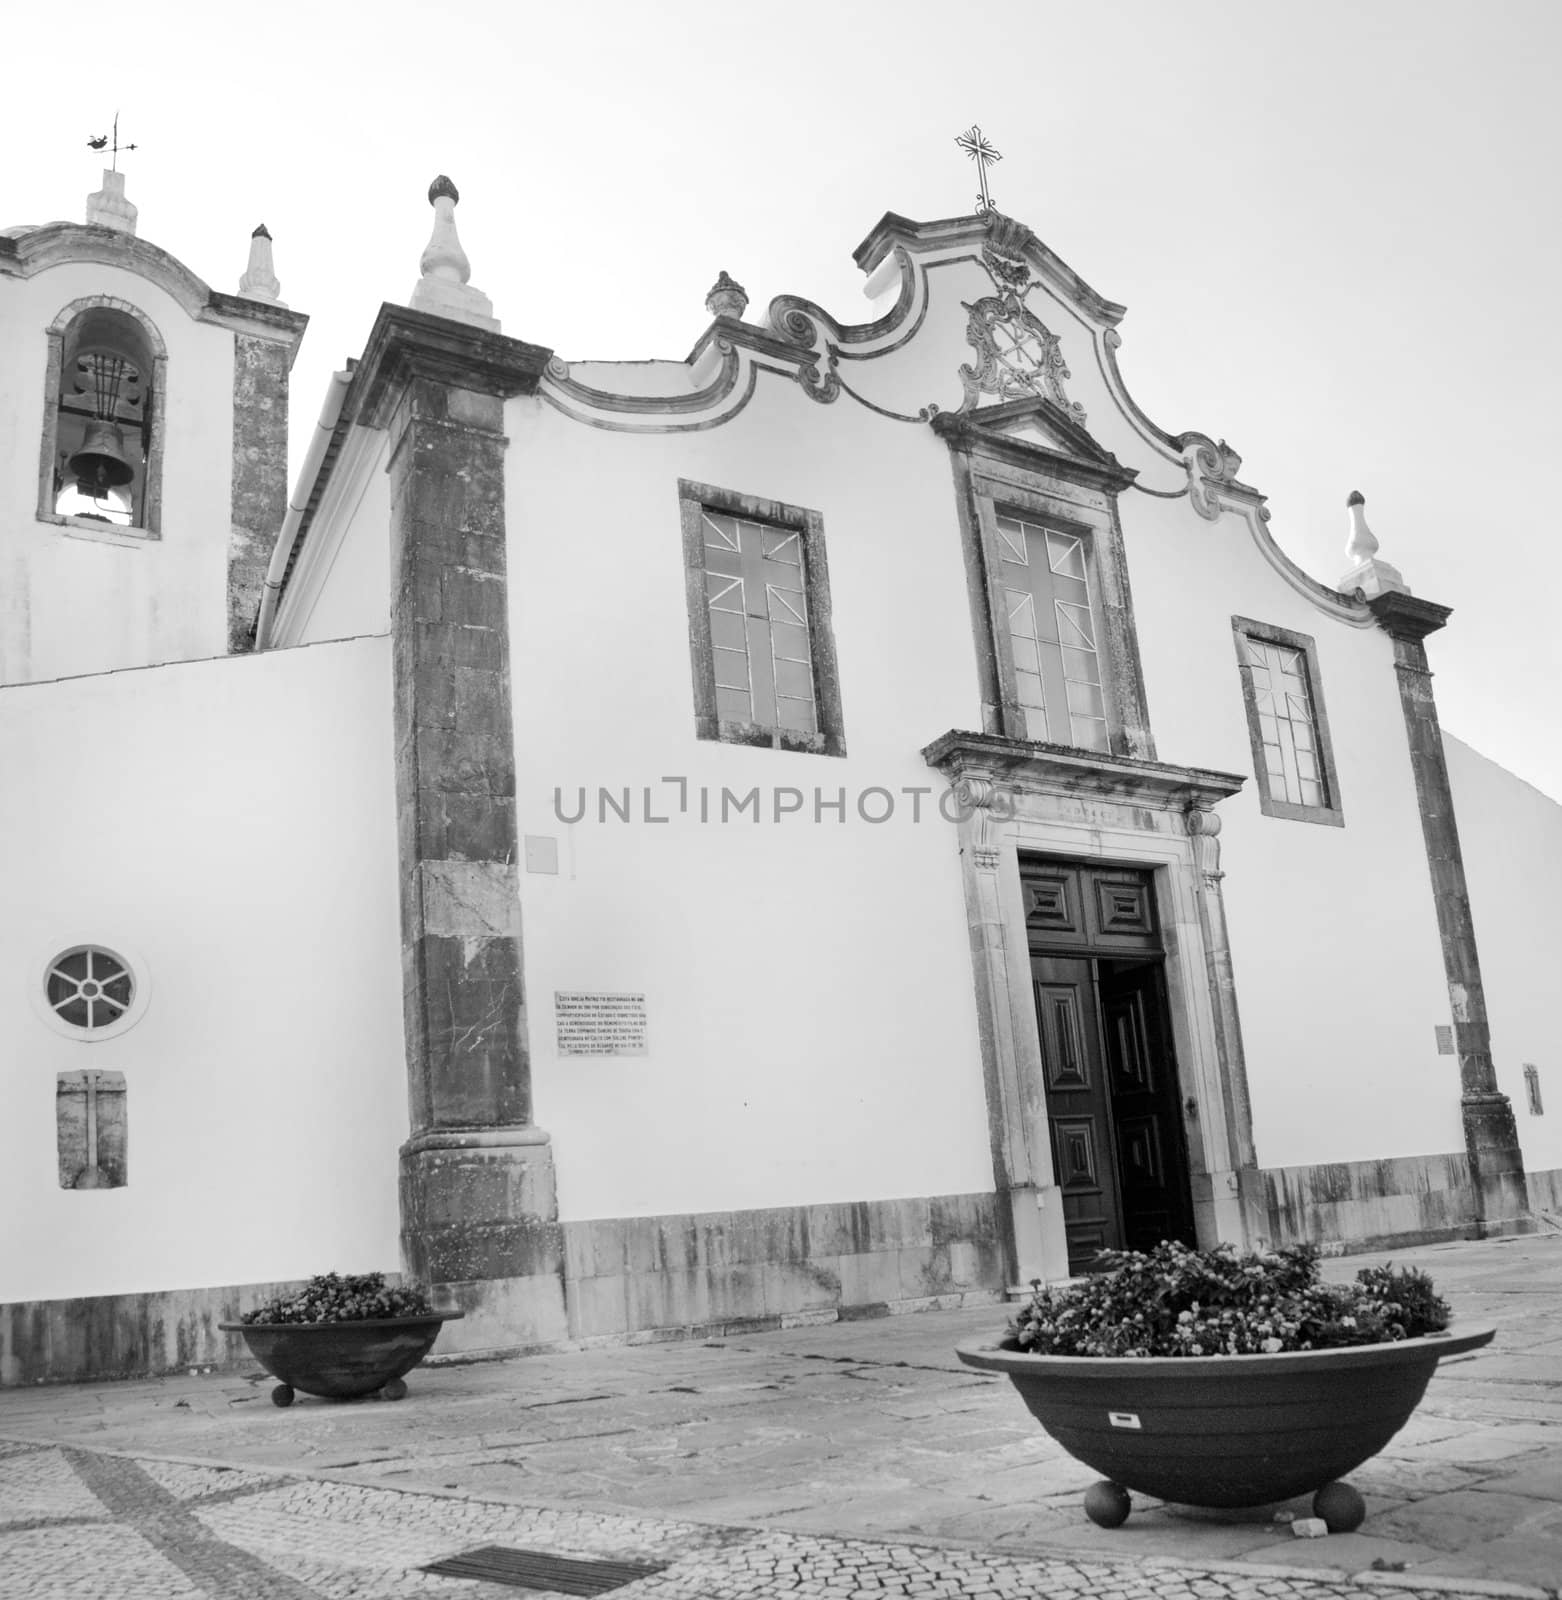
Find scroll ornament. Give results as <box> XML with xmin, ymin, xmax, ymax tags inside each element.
<box><xmin>1180</xmin><ymin>434</ymin><xmax>1243</xmax><ymax>522</ymax></box>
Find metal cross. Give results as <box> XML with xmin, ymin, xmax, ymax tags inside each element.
<box><xmin>955</xmin><ymin>124</ymin><xmax>1002</xmax><ymax>214</ymax></box>
<box><xmin>86</xmin><ymin>112</ymin><xmax>138</xmax><ymax>172</ymax></box>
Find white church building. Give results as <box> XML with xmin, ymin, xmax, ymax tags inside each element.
<box><xmin>2</xmin><ymin>168</ymin><xmax>1559</xmax><ymax>1384</ymax></box>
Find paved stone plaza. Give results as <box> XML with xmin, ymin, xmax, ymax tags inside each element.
<box><xmin>2</xmin><ymin>1236</ymin><xmax>1559</xmax><ymax>1599</ymax></box>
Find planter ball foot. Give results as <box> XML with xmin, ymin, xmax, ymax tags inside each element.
<box><xmin>381</xmin><ymin>1378</ymin><xmax>408</xmax><ymax>1401</ymax></box>
<box><xmin>1313</xmin><ymin>1480</ymin><xmax>1366</xmax><ymax>1533</ymax></box>
<box><xmin>271</xmin><ymin>1384</ymin><xmax>295</xmax><ymax>1408</ymax></box>
<box><xmin>1084</xmin><ymin>1480</ymin><xmax>1132</xmax><ymax>1528</ymax></box>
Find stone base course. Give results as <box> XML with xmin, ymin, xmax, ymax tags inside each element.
<box><xmin>0</xmin><ymin>1191</ymin><xmax>1010</xmax><ymax>1386</ymax></box>
<box><xmin>1526</xmin><ymin>1166</ymin><xmax>1562</xmax><ymax>1216</ymax></box>
<box><xmin>1259</xmin><ymin>1152</ymin><xmax>1486</xmax><ymax>1252</ymax></box>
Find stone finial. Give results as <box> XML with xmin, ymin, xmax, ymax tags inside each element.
<box><xmin>1339</xmin><ymin>490</ymin><xmax>1410</xmax><ymax>598</ymax></box>
<box><xmin>238</xmin><ymin>222</ymin><xmax>284</xmax><ymax>303</ymax></box>
<box><xmin>1344</xmin><ymin>489</ymin><xmax>1378</xmax><ymax>563</ymax></box>
<box><xmin>409</xmin><ymin>174</ymin><xmax>498</xmax><ymax>331</ymax></box>
<box><xmin>705</xmin><ymin>270</ymin><xmax>749</xmax><ymax>320</ymax></box>
<box><xmin>86</xmin><ymin>169</ymin><xmax>137</xmax><ymax>235</ymax></box>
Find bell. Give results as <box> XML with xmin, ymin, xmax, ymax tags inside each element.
<box><xmin>68</xmin><ymin>420</ymin><xmax>135</xmax><ymax>494</ymax></box>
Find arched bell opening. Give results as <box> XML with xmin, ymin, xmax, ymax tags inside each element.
<box><xmin>38</xmin><ymin>297</ymin><xmax>166</xmax><ymax>535</ymax></box>
<box><xmin>53</xmin><ymin>307</ymin><xmax>154</xmax><ymax>525</ymax></box>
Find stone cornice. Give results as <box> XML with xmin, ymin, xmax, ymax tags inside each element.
<box><xmin>923</xmin><ymin>729</ymin><xmax>1246</xmax><ymax>812</ymax></box>
<box><xmin>1367</xmin><ymin>591</ymin><xmax>1452</xmax><ymax>643</ymax></box>
<box><xmin>684</xmin><ymin>314</ymin><xmax>818</xmax><ymax>369</ymax></box>
<box><xmin>0</xmin><ymin>224</ymin><xmax>307</xmax><ymax>354</ymax></box>
<box><xmin>351</xmin><ymin>303</ymin><xmax>554</xmax><ymax>431</ymax></box>
<box><xmin>932</xmin><ymin>400</ymin><xmax>1138</xmax><ymax>494</ymax></box>
<box><xmin>852</xmin><ymin>211</ymin><xmax>1127</xmax><ymax>329</ymax></box>
<box><xmin>0</xmin><ymin>224</ymin><xmax>209</xmax><ymax>306</ymax></box>
<box><xmin>207</xmin><ymin>290</ymin><xmax>309</xmax><ymax>353</ymax></box>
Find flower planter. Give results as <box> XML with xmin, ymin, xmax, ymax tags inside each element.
<box><xmin>957</xmin><ymin>1324</ymin><xmax>1494</xmax><ymax>1524</ymax></box>
<box><xmin>220</xmin><ymin>1312</ymin><xmax>464</xmax><ymax>1406</ymax></box>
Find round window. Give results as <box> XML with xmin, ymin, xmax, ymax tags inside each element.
<box><xmin>41</xmin><ymin>945</ymin><xmax>141</xmax><ymax>1037</ymax></box>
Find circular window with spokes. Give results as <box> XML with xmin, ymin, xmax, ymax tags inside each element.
<box><xmin>38</xmin><ymin>945</ymin><xmax>148</xmax><ymax>1039</ymax></box>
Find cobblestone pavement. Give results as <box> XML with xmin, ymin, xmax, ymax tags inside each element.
<box><xmin>0</xmin><ymin>1436</ymin><xmax>1541</xmax><ymax>1600</ymax></box>
<box><xmin>2</xmin><ymin>1237</ymin><xmax>1561</xmax><ymax>1599</ymax></box>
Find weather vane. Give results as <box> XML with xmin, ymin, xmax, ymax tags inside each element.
<box><xmin>955</xmin><ymin>124</ymin><xmax>1002</xmax><ymax>214</ymax></box>
<box><xmin>87</xmin><ymin>113</ymin><xmax>137</xmax><ymax>172</ymax></box>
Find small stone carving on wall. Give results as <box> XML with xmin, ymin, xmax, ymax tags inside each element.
<box><xmin>56</xmin><ymin>1070</ymin><xmax>127</xmax><ymax>1189</ymax></box>
<box><xmin>1524</xmin><ymin>1063</ymin><xmax>1544</xmax><ymax>1116</ymax></box>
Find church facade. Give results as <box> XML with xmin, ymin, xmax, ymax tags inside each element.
<box><xmin>2</xmin><ymin>172</ymin><xmax>1558</xmax><ymax>1384</ymax></box>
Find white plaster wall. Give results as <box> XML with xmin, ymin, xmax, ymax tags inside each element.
<box><xmin>510</xmin><ymin>320</ymin><xmax>1466</xmax><ymax>1207</ymax></box>
<box><xmin>885</xmin><ymin>245</ymin><xmax>1465</xmax><ymax>1168</ymax></box>
<box><xmin>274</xmin><ymin>428</ymin><xmax>391</xmax><ymax>648</ymax></box>
<box><xmin>0</xmin><ymin>262</ymin><xmax>237</xmax><ymax>683</ymax></box>
<box><xmin>1120</xmin><ymin>488</ymin><xmax>1463</xmax><ymax>1169</ymax></box>
<box><xmin>1445</xmin><ymin>732</ymin><xmax>1562</xmax><ymax>1176</ymax></box>
<box><xmin>262</xmin><ymin>225</ymin><xmax>1472</xmax><ymax>1228</ymax></box>
<box><xmin>0</xmin><ymin>636</ymin><xmax>404</xmax><ymax>1303</ymax></box>
<box><xmin>837</xmin><ymin>232</ymin><xmax>1465</xmax><ymax>1173</ymax></box>
<box><xmin>507</xmin><ymin>385</ymin><xmax>1001</xmax><ymax>1222</ymax></box>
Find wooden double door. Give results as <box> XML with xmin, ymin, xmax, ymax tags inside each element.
<box><xmin>1024</xmin><ymin>861</ymin><xmax>1196</xmax><ymax>1274</ymax></box>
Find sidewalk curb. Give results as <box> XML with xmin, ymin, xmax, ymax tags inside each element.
<box><xmin>1144</xmin><ymin>1554</ymin><xmax>1555</xmax><ymax>1599</ymax></box>
<box><xmin>1349</xmin><ymin>1574</ymin><xmax>1556</xmax><ymax>1599</ymax></box>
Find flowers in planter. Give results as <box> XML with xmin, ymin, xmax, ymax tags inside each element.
<box><xmin>1009</xmin><ymin>1241</ymin><xmax>1449</xmax><ymax>1358</ymax></box>
<box><xmin>241</xmin><ymin>1271</ymin><xmax>433</xmax><ymax>1325</ymax></box>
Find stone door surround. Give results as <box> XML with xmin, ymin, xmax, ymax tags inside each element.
<box><xmin>923</xmin><ymin>730</ymin><xmax>1258</xmax><ymax>1285</ymax></box>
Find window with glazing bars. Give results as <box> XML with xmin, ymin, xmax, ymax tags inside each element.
<box><xmin>1241</xmin><ymin>637</ymin><xmax>1325</xmax><ymax>806</ymax></box>
<box><xmin>702</xmin><ymin>510</ymin><xmax>818</xmax><ymax>735</ymax></box>
<box><xmin>1232</xmin><ymin>617</ymin><xmax>1344</xmax><ymax>826</ymax></box>
<box><xmin>997</xmin><ymin>513</ymin><xmax>1108</xmax><ymax>752</ymax></box>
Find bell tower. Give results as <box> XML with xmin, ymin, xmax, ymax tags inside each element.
<box><xmin>0</xmin><ymin>169</ymin><xmax>308</xmax><ymax>683</ymax></box>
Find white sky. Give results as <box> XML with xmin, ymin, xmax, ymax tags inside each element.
<box><xmin>7</xmin><ymin>0</ymin><xmax>1558</xmax><ymax>798</ymax></box>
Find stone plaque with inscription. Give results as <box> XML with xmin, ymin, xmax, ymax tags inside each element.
<box><xmin>555</xmin><ymin>992</ymin><xmax>648</xmax><ymax>1057</ymax></box>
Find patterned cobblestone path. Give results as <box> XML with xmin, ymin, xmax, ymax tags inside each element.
<box><xmin>2</xmin><ymin>1436</ymin><xmax>1540</xmax><ymax>1600</ymax></box>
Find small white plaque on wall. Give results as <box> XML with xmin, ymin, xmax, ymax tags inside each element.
<box><xmin>555</xmin><ymin>991</ymin><xmax>648</xmax><ymax>1057</ymax></box>
<box><xmin>524</xmin><ymin>835</ymin><xmax>559</xmax><ymax>874</ymax></box>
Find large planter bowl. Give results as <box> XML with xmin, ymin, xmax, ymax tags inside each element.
<box><xmin>957</xmin><ymin>1324</ymin><xmax>1494</xmax><ymax>1520</ymax></box>
<box><xmin>220</xmin><ymin>1312</ymin><xmax>464</xmax><ymax>1406</ymax></box>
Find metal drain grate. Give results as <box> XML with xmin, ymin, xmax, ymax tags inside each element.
<box><xmin>421</xmin><ymin>1545</ymin><xmax>668</xmax><ymax>1594</ymax></box>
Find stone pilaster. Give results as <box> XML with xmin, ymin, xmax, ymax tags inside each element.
<box><xmin>228</xmin><ymin>334</ymin><xmax>292</xmax><ymax>650</ymax></box>
<box><xmin>1369</xmin><ymin>591</ymin><xmax>1529</xmax><ymax>1233</ymax></box>
<box><xmin>1185</xmin><ymin>808</ymin><xmax>1267</xmax><ymax>1245</ymax></box>
<box><xmin>354</xmin><ymin>305</ymin><xmax>564</xmax><ymax>1349</ymax></box>
<box><xmin>950</xmin><ymin>770</ymin><xmax>1067</xmax><ymax>1286</ymax></box>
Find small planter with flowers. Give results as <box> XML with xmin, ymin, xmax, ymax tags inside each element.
<box><xmin>221</xmin><ymin>1272</ymin><xmax>462</xmax><ymax>1407</ymax></box>
<box><xmin>956</xmin><ymin>1240</ymin><xmax>1493</xmax><ymax>1530</ymax></box>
